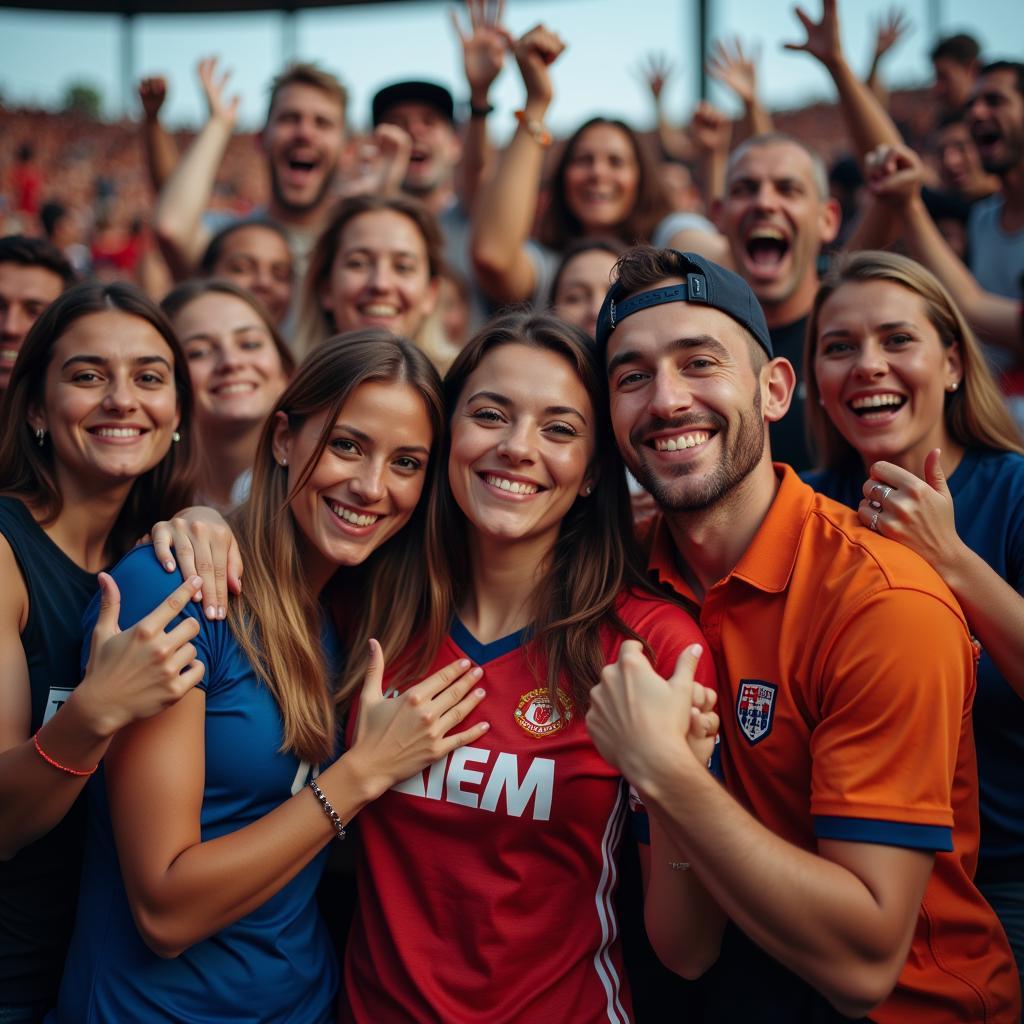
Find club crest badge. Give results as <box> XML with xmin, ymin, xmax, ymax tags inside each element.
<box><xmin>736</xmin><ymin>680</ymin><xmax>777</xmax><ymax>745</ymax></box>
<box><xmin>514</xmin><ymin>688</ymin><xmax>573</xmax><ymax>738</ymax></box>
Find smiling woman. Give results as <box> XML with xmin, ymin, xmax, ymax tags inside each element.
<box><xmin>162</xmin><ymin>279</ymin><xmax>294</xmax><ymax>511</ymax></box>
<box><xmin>294</xmin><ymin>194</ymin><xmax>449</xmax><ymax>369</ymax></box>
<box><xmin>804</xmin><ymin>250</ymin><xmax>1024</xmax><ymax>983</ymax></box>
<box><xmin>0</xmin><ymin>282</ymin><xmax>200</xmax><ymax>1020</ymax></box>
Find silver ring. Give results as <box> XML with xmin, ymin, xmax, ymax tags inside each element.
<box><xmin>870</xmin><ymin>510</ymin><xmax>880</xmax><ymax>532</ymax></box>
<box><xmin>870</xmin><ymin>483</ymin><xmax>893</xmax><ymax>508</ymax></box>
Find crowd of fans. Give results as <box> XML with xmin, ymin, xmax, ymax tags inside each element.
<box><xmin>1</xmin><ymin>0</ymin><xmax>1023</xmax><ymax>1021</ymax></box>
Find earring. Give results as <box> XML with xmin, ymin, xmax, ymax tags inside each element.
<box><xmin>172</xmin><ymin>431</ymin><xmax>181</xmax><ymax>443</ymax></box>
<box><xmin>584</xmin><ymin>485</ymin><xmax>593</xmax><ymax>496</ymax></box>
<box><xmin>946</xmin><ymin>380</ymin><xmax>960</xmax><ymax>393</ymax></box>
<box><xmin>279</xmin><ymin>458</ymin><xmax>288</xmax><ymax>467</ymax></box>
<box><xmin>35</xmin><ymin>428</ymin><xmax>46</xmax><ymax>447</ymax></box>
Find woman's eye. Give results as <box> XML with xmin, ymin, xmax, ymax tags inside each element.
<box><xmin>821</xmin><ymin>341</ymin><xmax>852</xmax><ymax>356</ymax></box>
<box><xmin>239</xmin><ymin>338</ymin><xmax>266</xmax><ymax>351</ymax></box>
<box><xmin>186</xmin><ymin>347</ymin><xmax>211</xmax><ymax>361</ymax></box>
<box><xmin>71</xmin><ymin>371</ymin><xmax>102</xmax><ymax>383</ymax></box>
<box><xmin>546</xmin><ymin>422</ymin><xmax>578</xmax><ymax>437</ymax></box>
<box><xmin>471</xmin><ymin>408</ymin><xmax>503</xmax><ymax>423</ymax></box>
<box><xmin>887</xmin><ymin>333</ymin><xmax>912</xmax><ymax>347</ymax></box>
<box><xmin>393</xmin><ymin>456</ymin><xmax>422</xmax><ymax>471</ymax></box>
<box><xmin>331</xmin><ymin>438</ymin><xmax>359</xmax><ymax>454</ymax></box>
<box><xmin>138</xmin><ymin>372</ymin><xmax>166</xmax><ymax>385</ymax></box>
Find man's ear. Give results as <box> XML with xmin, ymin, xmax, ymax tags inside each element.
<box><xmin>761</xmin><ymin>357</ymin><xmax>797</xmax><ymax>424</ymax></box>
<box><xmin>819</xmin><ymin>197</ymin><xmax>842</xmax><ymax>246</ymax></box>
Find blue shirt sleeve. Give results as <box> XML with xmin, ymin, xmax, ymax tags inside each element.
<box><xmin>80</xmin><ymin>545</ymin><xmax>218</xmax><ymax>692</ymax></box>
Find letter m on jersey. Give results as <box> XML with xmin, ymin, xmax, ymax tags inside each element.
<box><xmin>736</xmin><ymin>680</ymin><xmax>777</xmax><ymax>745</ymax></box>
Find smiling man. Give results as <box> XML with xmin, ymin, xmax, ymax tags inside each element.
<box><xmin>966</xmin><ymin>62</ymin><xmax>1024</xmax><ymax>305</ymax></box>
<box><xmin>718</xmin><ymin>133</ymin><xmax>840</xmax><ymax>471</ymax></box>
<box><xmin>585</xmin><ymin>246</ymin><xmax>1020</xmax><ymax>1023</ymax></box>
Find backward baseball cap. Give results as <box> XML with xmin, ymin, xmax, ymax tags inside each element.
<box><xmin>595</xmin><ymin>250</ymin><xmax>773</xmax><ymax>358</ymax></box>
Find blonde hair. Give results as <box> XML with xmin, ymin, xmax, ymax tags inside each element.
<box><xmin>293</xmin><ymin>194</ymin><xmax>444</xmax><ymax>364</ymax></box>
<box><xmin>805</xmin><ymin>250</ymin><xmax>1024</xmax><ymax>468</ymax></box>
<box><xmin>226</xmin><ymin>330</ymin><xmax>446</xmax><ymax>762</ymax></box>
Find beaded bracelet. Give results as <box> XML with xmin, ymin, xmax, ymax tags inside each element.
<box><xmin>309</xmin><ymin>778</ymin><xmax>347</xmax><ymax>841</ymax></box>
<box><xmin>33</xmin><ymin>731</ymin><xmax>97</xmax><ymax>777</ymax></box>
<box><xmin>514</xmin><ymin>110</ymin><xmax>552</xmax><ymax>147</ymax></box>
<box><xmin>668</xmin><ymin>861</ymin><xmax>691</xmax><ymax>871</ymax></box>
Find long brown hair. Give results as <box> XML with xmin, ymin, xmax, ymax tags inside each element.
<box><xmin>539</xmin><ymin>118</ymin><xmax>671</xmax><ymax>252</ymax></box>
<box><xmin>226</xmin><ymin>329</ymin><xmax>446</xmax><ymax>762</ymax></box>
<box><xmin>294</xmin><ymin>194</ymin><xmax>444</xmax><ymax>360</ymax></box>
<box><xmin>805</xmin><ymin>250</ymin><xmax>1024</xmax><ymax>468</ymax></box>
<box><xmin>0</xmin><ymin>281</ymin><xmax>197</xmax><ymax>561</ymax></box>
<box><xmin>428</xmin><ymin>311</ymin><xmax>661</xmax><ymax>711</ymax></box>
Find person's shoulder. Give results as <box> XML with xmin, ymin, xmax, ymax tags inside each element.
<box><xmin>614</xmin><ymin>587</ymin><xmax>700</xmax><ymax>635</ymax></box>
<box><xmin>968</xmin><ymin>192</ymin><xmax>1003</xmax><ymax>225</ymax></box>
<box><xmin>107</xmin><ymin>544</ymin><xmax>183</xmax><ymax>597</ymax></box>
<box><xmin>801</xmin><ymin>489</ymin><xmax>961</xmax><ymax>608</ymax></box>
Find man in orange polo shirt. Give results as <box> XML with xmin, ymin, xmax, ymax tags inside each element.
<box><xmin>585</xmin><ymin>246</ymin><xmax>1019</xmax><ymax>1023</ymax></box>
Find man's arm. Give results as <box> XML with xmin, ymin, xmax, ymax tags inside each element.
<box><xmin>588</xmin><ymin>587</ymin><xmax>970</xmax><ymax>1018</ymax></box>
<box><xmin>707</xmin><ymin>37</ymin><xmax>774</xmax><ymax>139</ymax></box>
<box><xmin>153</xmin><ymin>57</ymin><xmax>238</xmax><ymax>279</ymax></box>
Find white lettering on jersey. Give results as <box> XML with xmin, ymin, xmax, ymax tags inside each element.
<box><xmin>392</xmin><ymin>747</ymin><xmax>555</xmax><ymax>821</ymax></box>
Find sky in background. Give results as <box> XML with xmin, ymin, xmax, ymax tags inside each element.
<box><xmin>0</xmin><ymin>0</ymin><xmax>1021</xmax><ymax>137</ymax></box>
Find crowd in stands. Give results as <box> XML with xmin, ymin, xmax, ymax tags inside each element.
<box><xmin>1</xmin><ymin>0</ymin><xmax>1023</xmax><ymax>1021</ymax></box>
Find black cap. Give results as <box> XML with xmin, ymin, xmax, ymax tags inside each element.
<box><xmin>595</xmin><ymin>251</ymin><xmax>773</xmax><ymax>358</ymax></box>
<box><xmin>372</xmin><ymin>81</ymin><xmax>455</xmax><ymax>126</ymax></box>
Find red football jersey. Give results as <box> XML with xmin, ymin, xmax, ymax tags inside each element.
<box><xmin>341</xmin><ymin>590</ymin><xmax>712</xmax><ymax>1024</ymax></box>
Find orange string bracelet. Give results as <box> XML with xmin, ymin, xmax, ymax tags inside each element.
<box><xmin>514</xmin><ymin>110</ymin><xmax>552</xmax><ymax>147</ymax></box>
<box><xmin>33</xmin><ymin>731</ymin><xmax>98</xmax><ymax>777</ymax></box>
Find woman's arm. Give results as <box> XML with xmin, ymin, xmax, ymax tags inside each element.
<box><xmin>107</xmin><ymin>639</ymin><xmax>489</xmax><ymax>957</ymax></box>
<box><xmin>0</xmin><ymin>557</ymin><xmax>203</xmax><ymax>860</ymax></box>
<box><xmin>861</xmin><ymin>455</ymin><xmax>1024</xmax><ymax>699</ymax></box>
<box><xmin>470</xmin><ymin>24</ymin><xmax>565</xmax><ymax>304</ymax></box>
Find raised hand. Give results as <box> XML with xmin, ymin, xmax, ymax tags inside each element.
<box><xmin>689</xmin><ymin>100</ymin><xmax>732</xmax><ymax>156</ymax></box>
<box><xmin>138</xmin><ymin>76</ymin><xmax>168</xmax><ymax>120</ymax></box>
<box><xmin>197</xmin><ymin>56</ymin><xmax>240</xmax><ymax>126</ymax></box>
<box><xmin>873</xmin><ymin>7</ymin><xmax>910</xmax><ymax>62</ymax></box>
<box><xmin>707</xmin><ymin>38</ymin><xmax>760</xmax><ymax>107</ymax></box>
<box><xmin>783</xmin><ymin>0</ymin><xmax>844</xmax><ymax>69</ymax></box>
<box><xmin>150</xmin><ymin>507</ymin><xmax>243</xmax><ymax>619</ymax></box>
<box><xmin>348</xmin><ymin>640</ymin><xmax>489</xmax><ymax>798</ymax></box>
<box><xmin>864</xmin><ymin>142</ymin><xmax>923</xmax><ymax>205</ymax></box>
<box><xmin>451</xmin><ymin>0</ymin><xmax>514</xmax><ymax>101</ymax></box>
<box><xmin>636</xmin><ymin>52</ymin><xmax>674</xmax><ymax>104</ymax></box>
<box><xmin>513</xmin><ymin>23</ymin><xmax>567</xmax><ymax>113</ymax></box>
<box><xmin>75</xmin><ymin>573</ymin><xmax>206</xmax><ymax>738</ymax></box>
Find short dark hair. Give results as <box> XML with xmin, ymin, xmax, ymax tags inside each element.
<box><xmin>980</xmin><ymin>60</ymin><xmax>1024</xmax><ymax>96</ymax></box>
<box><xmin>930</xmin><ymin>33</ymin><xmax>980</xmax><ymax>66</ymax></box>
<box><xmin>0</xmin><ymin>235</ymin><xmax>76</xmax><ymax>288</ymax></box>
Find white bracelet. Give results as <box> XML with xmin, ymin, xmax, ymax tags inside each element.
<box><xmin>668</xmin><ymin>860</ymin><xmax>691</xmax><ymax>871</ymax></box>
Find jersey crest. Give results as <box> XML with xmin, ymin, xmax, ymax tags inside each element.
<box><xmin>514</xmin><ymin>687</ymin><xmax>573</xmax><ymax>738</ymax></box>
<box><xmin>736</xmin><ymin>679</ymin><xmax>777</xmax><ymax>745</ymax></box>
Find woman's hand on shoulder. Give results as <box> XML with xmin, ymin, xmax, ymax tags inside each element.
<box><xmin>149</xmin><ymin>506</ymin><xmax>243</xmax><ymax>620</ymax></box>
<box><xmin>73</xmin><ymin>573</ymin><xmax>206</xmax><ymax>739</ymax></box>
<box><xmin>858</xmin><ymin>451</ymin><xmax>969</xmax><ymax>578</ymax></box>
<box><xmin>345</xmin><ymin>640</ymin><xmax>488</xmax><ymax>801</ymax></box>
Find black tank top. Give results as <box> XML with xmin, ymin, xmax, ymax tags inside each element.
<box><xmin>0</xmin><ymin>496</ymin><xmax>98</xmax><ymax>1006</ymax></box>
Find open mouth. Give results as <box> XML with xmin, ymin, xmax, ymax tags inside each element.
<box><xmin>86</xmin><ymin>426</ymin><xmax>146</xmax><ymax>441</ymax></box>
<box><xmin>479</xmin><ymin>472</ymin><xmax>543</xmax><ymax>497</ymax></box>
<box><xmin>212</xmin><ymin>382</ymin><xmax>258</xmax><ymax>396</ymax></box>
<box><xmin>646</xmin><ymin>429</ymin><xmax>715</xmax><ymax>456</ymax></box>
<box><xmin>848</xmin><ymin>394</ymin><xmax>907</xmax><ymax>418</ymax></box>
<box><xmin>745</xmin><ymin>228</ymin><xmax>790</xmax><ymax>273</ymax></box>
<box><xmin>358</xmin><ymin>303</ymin><xmax>400</xmax><ymax>320</ymax></box>
<box><xmin>0</xmin><ymin>346</ymin><xmax>18</xmax><ymax>365</ymax></box>
<box><xmin>324</xmin><ymin>496</ymin><xmax>380</xmax><ymax>530</ymax></box>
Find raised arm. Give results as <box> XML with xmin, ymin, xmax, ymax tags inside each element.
<box><xmin>139</xmin><ymin>77</ymin><xmax>179</xmax><ymax>193</ymax></box>
<box><xmin>637</xmin><ymin>53</ymin><xmax>695</xmax><ymax>164</ymax></box>
<box><xmin>865</xmin><ymin>8</ymin><xmax>911</xmax><ymax>108</ymax></box>
<box><xmin>106</xmin><ymin>637</ymin><xmax>488</xmax><ymax>957</ymax></box>
<box><xmin>451</xmin><ymin>0</ymin><xmax>514</xmax><ymax>211</ymax></box>
<box><xmin>471</xmin><ymin>23</ymin><xmax>565</xmax><ymax>304</ymax></box>
<box><xmin>866</xmin><ymin>142</ymin><xmax>1022</xmax><ymax>350</ymax></box>
<box><xmin>153</xmin><ymin>57</ymin><xmax>239</xmax><ymax>279</ymax></box>
<box><xmin>707</xmin><ymin>38</ymin><xmax>774</xmax><ymax>139</ymax></box>
<box><xmin>0</xmin><ymin>564</ymin><xmax>203</xmax><ymax>860</ymax></box>
<box><xmin>784</xmin><ymin>0</ymin><xmax>902</xmax><ymax>165</ymax></box>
